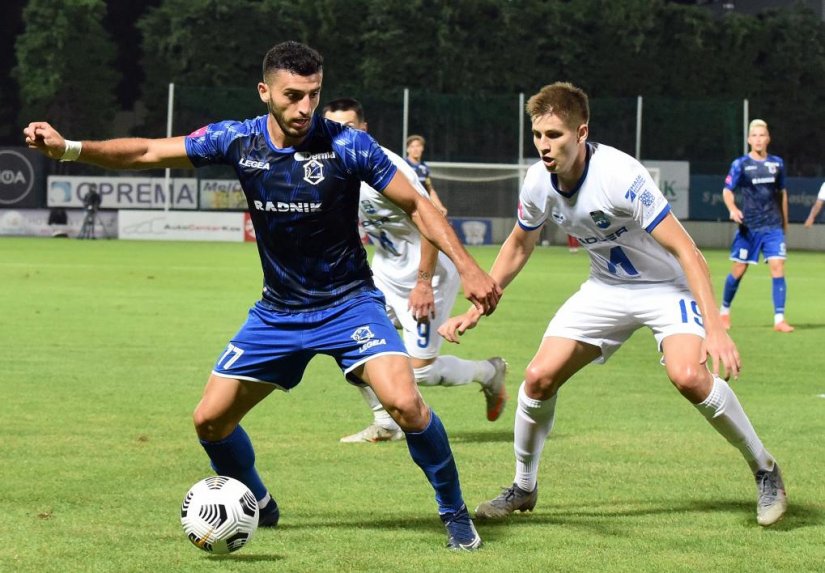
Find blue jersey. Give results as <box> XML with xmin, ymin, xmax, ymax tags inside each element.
<box><xmin>185</xmin><ymin>115</ymin><xmax>397</xmax><ymax>310</ymax></box>
<box><xmin>724</xmin><ymin>154</ymin><xmax>785</xmax><ymax>231</ymax></box>
<box><xmin>405</xmin><ymin>158</ymin><xmax>431</xmax><ymax>186</ymax></box>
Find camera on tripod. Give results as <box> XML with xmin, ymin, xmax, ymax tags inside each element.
<box><xmin>79</xmin><ymin>184</ymin><xmax>103</xmax><ymax>239</ymax></box>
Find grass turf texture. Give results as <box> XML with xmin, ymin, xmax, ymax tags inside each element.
<box><xmin>1</xmin><ymin>237</ymin><xmax>823</xmax><ymax>573</ymax></box>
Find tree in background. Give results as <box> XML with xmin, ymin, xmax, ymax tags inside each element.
<box><xmin>14</xmin><ymin>0</ymin><xmax>119</xmax><ymax>140</ymax></box>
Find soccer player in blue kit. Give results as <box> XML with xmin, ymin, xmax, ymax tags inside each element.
<box><xmin>23</xmin><ymin>41</ymin><xmax>500</xmax><ymax>551</ymax></box>
<box><xmin>720</xmin><ymin>119</ymin><xmax>794</xmax><ymax>333</ymax></box>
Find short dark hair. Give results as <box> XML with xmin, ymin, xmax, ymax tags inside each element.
<box><xmin>322</xmin><ymin>98</ymin><xmax>366</xmax><ymax>123</ymax></box>
<box><xmin>262</xmin><ymin>41</ymin><xmax>323</xmax><ymax>79</ymax></box>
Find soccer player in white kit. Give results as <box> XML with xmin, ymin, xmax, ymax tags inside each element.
<box><xmin>439</xmin><ymin>82</ymin><xmax>787</xmax><ymax>526</ymax></box>
<box><xmin>323</xmin><ymin>98</ymin><xmax>508</xmax><ymax>443</ymax></box>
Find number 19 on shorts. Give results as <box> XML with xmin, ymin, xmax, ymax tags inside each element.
<box><xmin>678</xmin><ymin>299</ymin><xmax>703</xmax><ymax>327</ymax></box>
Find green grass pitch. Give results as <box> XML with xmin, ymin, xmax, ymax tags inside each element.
<box><xmin>1</xmin><ymin>237</ymin><xmax>823</xmax><ymax>573</ymax></box>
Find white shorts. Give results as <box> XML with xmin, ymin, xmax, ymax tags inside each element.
<box><xmin>374</xmin><ymin>271</ymin><xmax>460</xmax><ymax>360</ymax></box>
<box><xmin>545</xmin><ymin>279</ymin><xmax>705</xmax><ymax>364</ymax></box>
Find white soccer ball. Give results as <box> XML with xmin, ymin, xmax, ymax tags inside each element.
<box><xmin>180</xmin><ymin>476</ymin><xmax>259</xmax><ymax>554</ymax></box>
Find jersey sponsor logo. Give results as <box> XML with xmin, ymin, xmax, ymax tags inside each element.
<box><xmin>575</xmin><ymin>225</ymin><xmax>630</xmax><ymax>244</ymax></box>
<box><xmin>639</xmin><ymin>190</ymin><xmax>656</xmax><ymax>207</ymax></box>
<box><xmin>751</xmin><ymin>177</ymin><xmax>776</xmax><ymax>184</ymax></box>
<box><xmin>303</xmin><ymin>159</ymin><xmax>325</xmax><ymax>185</ymax></box>
<box><xmin>239</xmin><ymin>157</ymin><xmax>270</xmax><ymax>170</ymax></box>
<box><xmin>252</xmin><ymin>200</ymin><xmax>322</xmax><ymax>213</ymax></box>
<box><xmin>624</xmin><ymin>175</ymin><xmax>644</xmax><ymax>202</ymax></box>
<box><xmin>589</xmin><ymin>210</ymin><xmax>611</xmax><ymax>229</ymax></box>
<box><xmin>351</xmin><ymin>325</ymin><xmax>387</xmax><ymax>353</ymax></box>
<box><xmin>294</xmin><ymin>151</ymin><xmax>337</xmax><ymax>161</ymax></box>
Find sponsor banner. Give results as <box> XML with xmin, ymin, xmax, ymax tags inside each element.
<box><xmin>200</xmin><ymin>178</ymin><xmax>247</xmax><ymax>210</ymax></box>
<box><xmin>689</xmin><ymin>175</ymin><xmax>822</xmax><ymax>222</ymax></box>
<box><xmin>118</xmin><ymin>210</ymin><xmax>244</xmax><ymax>242</ymax></box>
<box><xmin>47</xmin><ymin>176</ymin><xmax>198</xmax><ymax>210</ymax></box>
<box><xmin>0</xmin><ymin>147</ymin><xmax>47</xmax><ymax>208</ymax></box>
<box><xmin>243</xmin><ymin>212</ymin><xmax>256</xmax><ymax>242</ymax></box>
<box><xmin>0</xmin><ymin>208</ymin><xmax>118</xmax><ymax>237</ymax></box>
<box><xmin>643</xmin><ymin>160</ymin><xmax>689</xmax><ymax>219</ymax></box>
<box><xmin>449</xmin><ymin>217</ymin><xmax>492</xmax><ymax>245</ymax></box>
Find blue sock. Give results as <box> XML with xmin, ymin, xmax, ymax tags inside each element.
<box><xmin>199</xmin><ymin>425</ymin><xmax>269</xmax><ymax>501</ymax></box>
<box><xmin>772</xmin><ymin>277</ymin><xmax>786</xmax><ymax>314</ymax></box>
<box><xmin>405</xmin><ymin>410</ymin><xmax>464</xmax><ymax>514</ymax></box>
<box><xmin>722</xmin><ymin>274</ymin><xmax>741</xmax><ymax>308</ymax></box>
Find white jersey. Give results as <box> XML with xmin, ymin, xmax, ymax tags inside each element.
<box><xmin>360</xmin><ymin>147</ymin><xmax>456</xmax><ymax>291</ymax></box>
<box><xmin>518</xmin><ymin>143</ymin><xmax>684</xmax><ymax>287</ymax></box>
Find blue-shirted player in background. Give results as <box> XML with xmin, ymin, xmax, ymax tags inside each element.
<box><xmin>720</xmin><ymin>119</ymin><xmax>793</xmax><ymax>333</ymax></box>
<box><xmin>405</xmin><ymin>134</ymin><xmax>448</xmax><ymax>215</ymax></box>
<box><xmin>23</xmin><ymin>41</ymin><xmax>501</xmax><ymax>551</ymax></box>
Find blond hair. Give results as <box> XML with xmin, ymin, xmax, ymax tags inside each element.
<box><xmin>526</xmin><ymin>82</ymin><xmax>589</xmax><ymax>127</ymax></box>
<box><xmin>406</xmin><ymin>135</ymin><xmax>426</xmax><ymax>147</ymax></box>
<box><xmin>749</xmin><ymin>119</ymin><xmax>768</xmax><ymax>132</ymax></box>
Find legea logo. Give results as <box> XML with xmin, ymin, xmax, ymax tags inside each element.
<box><xmin>0</xmin><ymin>150</ymin><xmax>35</xmax><ymax>205</ymax></box>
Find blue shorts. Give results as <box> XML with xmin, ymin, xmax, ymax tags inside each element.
<box><xmin>729</xmin><ymin>227</ymin><xmax>786</xmax><ymax>264</ymax></box>
<box><xmin>212</xmin><ymin>289</ymin><xmax>408</xmax><ymax>390</ymax></box>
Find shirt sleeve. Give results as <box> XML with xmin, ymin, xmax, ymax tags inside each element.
<box><xmin>776</xmin><ymin>157</ymin><xmax>786</xmax><ymax>190</ymax></box>
<box><xmin>184</xmin><ymin>120</ymin><xmax>242</xmax><ymax>167</ymax></box>
<box><xmin>818</xmin><ymin>182</ymin><xmax>825</xmax><ymax>201</ymax></box>
<box><xmin>724</xmin><ymin>158</ymin><xmax>742</xmax><ymax>191</ymax></box>
<box><xmin>623</xmin><ymin>164</ymin><xmax>671</xmax><ymax>233</ymax></box>
<box><xmin>517</xmin><ymin>168</ymin><xmax>548</xmax><ymax>230</ymax></box>
<box><xmin>351</xmin><ymin>132</ymin><xmax>398</xmax><ymax>192</ymax></box>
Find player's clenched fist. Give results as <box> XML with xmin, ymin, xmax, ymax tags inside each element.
<box><xmin>23</xmin><ymin>122</ymin><xmax>67</xmax><ymax>160</ymax></box>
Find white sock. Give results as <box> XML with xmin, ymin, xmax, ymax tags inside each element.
<box><xmin>774</xmin><ymin>313</ymin><xmax>785</xmax><ymax>325</ymax></box>
<box><xmin>513</xmin><ymin>382</ymin><xmax>557</xmax><ymax>492</ymax></box>
<box><xmin>357</xmin><ymin>385</ymin><xmax>400</xmax><ymax>431</ymax></box>
<box><xmin>414</xmin><ymin>355</ymin><xmax>494</xmax><ymax>387</ymax></box>
<box><xmin>694</xmin><ymin>377</ymin><xmax>773</xmax><ymax>473</ymax></box>
<box><xmin>720</xmin><ymin>306</ymin><xmax>730</xmax><ymax>316</ymax></box>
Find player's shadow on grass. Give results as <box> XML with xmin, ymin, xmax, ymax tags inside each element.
<box><xmin>208</xmin><ymin>553</ymin><xmax>285</xmax><ymax>563</ymax></box>
<box><xmin>476</xmin><ymin>498</ymin><xmax>822</xmax><ymax>537</ymax></box>
<box><xmin>447</xmin><ymin>430</ymin><xmax>517</xmax><ymax>443</ymax></box>
<box><xmin>275</xmin><ymin>499</ymin><xmax>821</xmax><ymax>539</ymax></box>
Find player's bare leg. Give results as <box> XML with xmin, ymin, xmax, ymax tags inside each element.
<box><xmin>476</xmin><ymin>337</ymin><xmax>600</xmax><ymax>520</ymax></box>
<box><xmin>193</xmin><ymin>374</ymin><xmax>282</xmax><ymax>526</ymax></box>
<box><xmin>356</xmin><ymin>355</ymin><xmax>481</xmax><ymax>550</ymax></box>
<box><xmin>768</xmin><ymin>258</ymin><xmax>793</xmax><ymax>332</ymax></box>
<box><xmin>662</xmin><ymin>334</ymin><xmax>786</xmax><ymax>525</ymax></box>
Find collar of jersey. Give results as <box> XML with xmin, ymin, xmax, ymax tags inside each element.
<box><xmin>550</xmin><ymin>142</ymin><xmax>593</xmax><ymax>199</ymax></box>
<box><xmin>261</xmin><ymin>114</ymin><xmax>316</xmax><ymax>154</ymax></box>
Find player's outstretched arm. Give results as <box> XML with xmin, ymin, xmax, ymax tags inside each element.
<box><xmin>408</xmin><ymin>238</ymin><xmax>438</xmax><ymax>323</ymax></box>
<box><xmin>23</xmin><ymin>121</ymin><xmax>193</xmax><ymax>170</ymax></box>
<box><xmin>382</xmin><ymin>171</ymin><xmax>501</xmax><ymax>315</ymax></box>
<box><xmin>805</xmin><ymin>199</ymin><xmax>824</xmax><ymax>228</ymax></box>
<box><xmin>438</xmin><ymin>223</ymin><xmax>540</xmax><ymax>344</ymax></box>
<box><xmin>650</xmin><ymin>213</ymin><xmax>741</xmax><ymax>380</ymax></box>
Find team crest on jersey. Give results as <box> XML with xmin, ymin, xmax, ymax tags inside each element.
<box><xmin>551</xmin><ymin>210</ymin><xmax>565</xmax><ymax>224</ymax></box>
<box><xmin>589</xmin><ymin>210</ymin><xmax>611</xmax><ymax>229</ymax></box>
<box><xmin>303</xmin><ymin>159</ymin><xmax>325</xmax><ymax>185</ymax></box>
<box><xmin>766</xmin><ymin>162</ymin><xmax>778</xmax><ymax>174</ymax></box>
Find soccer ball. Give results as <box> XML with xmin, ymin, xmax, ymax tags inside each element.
<box><xmin>180</xmin><ymin>476</ymin><xmax>259</xmax><ymax>554</ymax></box>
